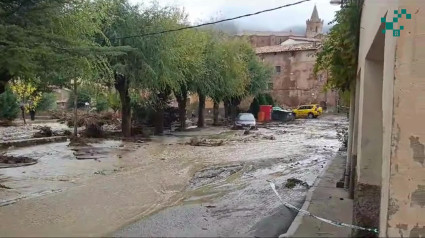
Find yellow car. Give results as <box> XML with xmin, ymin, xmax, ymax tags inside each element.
<box><xmin>293</xmin><ymin>104</ymin><xmax>323</xmax><ymax>119</ymax></box>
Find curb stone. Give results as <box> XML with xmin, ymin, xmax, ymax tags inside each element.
<box><xmin>278</xmin><ymin>152</ymin><xmax>338</xmax><ymax>238</ymax></box>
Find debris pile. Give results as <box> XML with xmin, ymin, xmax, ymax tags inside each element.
<box><xmin>33</xmin><ymin>126</ymin><xmax>53</xmax><ymax>138</ymax></box>
<box><xmin>189</xmin><ymin>137</ymin><xmax>224</xmax><ymax>147</ymax></box>
<box><xmin>262</xmin><ymin>135</ymin><xmax>276</xmax><ymax>140</ymax></box>
<box><xmin>285</xmin><ymin>178</ymin><xmax>310</xmax><ymax>189</ymax></box>
<box><xmin>53</xmin><ymin>111</ymin><xmax>121</xmax><ymax>138</ymax></box>
<box><xmin>336</xmin><ymin>127</ymin><xmax>348</xmax><ymax>148</ymax></box>
<box><xmin>53</xmin><ymin>111</ymin><xmax>119</xmax><ymax>128</ymax></box>
<box><xmin>0</xmin><ymin>155</ymin><xmax>38</xmax><ymax>168</ymax></box>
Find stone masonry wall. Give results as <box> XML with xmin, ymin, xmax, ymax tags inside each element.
<box><xmin>259</xmin><ymin>50</ymin><xmax>337</xmax><ymax>108</ymax></box>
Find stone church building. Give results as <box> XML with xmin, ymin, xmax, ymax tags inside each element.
<box><xmin>242</xmin><ymin>6</ymin><xmax>338</xmax><ymax>109</ymax></box>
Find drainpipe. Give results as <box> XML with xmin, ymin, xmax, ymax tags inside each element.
<box><xmin>344</xmin><ymin>81</ymin><xmax>356</xmax><ymax>189</ymax></box>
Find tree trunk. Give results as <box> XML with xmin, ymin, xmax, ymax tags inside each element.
<box><xmin>154</xmin><ymin>109</ymin><xmax>165</xmax><ymax>135</ymax></box>
<box><xmin>176</xmin><ymin>90</ymin><xmax>187</xmax><ymax>130</ymax></box>
<box><xmin>224</xmin><ymin>100</ymin><xmax>230</xmax><ymax>119</ymax></box>
<box><xmin>154</xmin><ymin>90</ymin><xmax>170</xmax><ymax>135</ymax></box>
<box><xmin>30</xmin><ymin>111</ymin><xmax>35</xmax><ymax>121</ymax></box>
<box><xmin>0</xmin><ymin>70</ymin><xmax>12</xmax><ymax>94</ymax></box>
<box><xmin>213</xmin><ymin>101</ymin><xmax>219</xmax><ymax>126</ymax></box>
<box><xmin>114</xmin><ymin>73</ymin><xmax>131</xmax><ymax>137</ymax></box>
<box><xmin>20</xmin><ymin>106</ymin><xmax>26</xmax><ymax>125</ymax></box>
<box><xmin>230</xmin><ymin>98</ymin><xmax>241</xmax><ymax>122</ymax></box>
<box><xmin>73</xmin><ymin>81</ymin><xmax>78</xmax><ymax>136</ymax></box>
<box><xmin>197</xmin><ymin>92</ymin><xmax>205</xmax><ymax>128</ymax></box>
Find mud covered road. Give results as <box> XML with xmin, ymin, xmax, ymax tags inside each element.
<box><xmin>115</xmin><ymin>115</ymin><xmax>347</xmax><ymax>237</ymax></box>
<box><xmin>0</xmin><ymin>115</ymin><xmax>347</xmax><ymax>237</ymax></box>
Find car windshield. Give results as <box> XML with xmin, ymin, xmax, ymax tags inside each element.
<box><xmin>238</xmin><ymin>114</ymin><xmax>255</xmax><ymax>121</ymax></box>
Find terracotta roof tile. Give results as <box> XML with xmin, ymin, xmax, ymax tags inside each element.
<box><xmin>255</xmin><ymin>43</ymin><xmax>320</xmax><ymax>54</ymax></box>
<box><xmin>236</xmin><ymin>31</ymin><xmax>303</xmax><ymax>37</ymax></box>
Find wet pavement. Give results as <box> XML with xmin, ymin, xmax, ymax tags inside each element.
<box><xmin>114</xmin><ymin>115</ymin><xmax>348</xmax><ymax>237</ymax></box>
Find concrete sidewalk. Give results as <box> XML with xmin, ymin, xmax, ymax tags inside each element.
<box><xmin>286</xmin><ymin>151</ymin><xmax>353</xmax><ymax>237</ymax></box>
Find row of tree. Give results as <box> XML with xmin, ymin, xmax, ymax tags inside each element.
<box><xmin>0</xmin><ymin>0</ymin><xmax>272</xmax><ymax>136</ymax></box>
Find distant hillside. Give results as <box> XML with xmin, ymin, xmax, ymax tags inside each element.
<box><xmin>204</xmin><ymin>22</ymin><xmax>334</xmax><ymax>36</ymax></box>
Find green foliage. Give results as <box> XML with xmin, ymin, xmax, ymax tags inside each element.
<box><xmin>257</xmin><ymin>94</ymin><xmax>267</xmax><ymax>105</ymax></box>
<box><xmin>1</xmin><ymin>0</ymin><xmax>272</xmax><ymax>122</ymax></box>
<box><xmin>95</xmin><ymin>95</ymin><xmax>108</xmax><ymax>112</ymax></box>
<box><xmin>9</xmin><ymin>79</ymin><xmax>42</xmax><ymax>112</ymax></box>
<box><xmin>0</xmin><ymin>0</ymin><xmax>118</xmax><ymax>91</ymax></box>
<box><xmin>68</xmin><ymin>87</ymin><xmax>91</xmax><ymax>109</ymax></box>
<box><xmin>205</xmin><ymin>35</ymin><xmax>272</xmax><ymax>104</ymax></box>
<box><xmin>254</xmin><ymin>93</ymin><xmax>273</xmax><ymax>106</ymax></box>
<box><xmin>0</xmin><ymin>87</ymin><xmax>19</xmax><ymax>120</ymax></box>
<box><xmin>339</xmin><ymin>90</ymin><xmax>351</xmax><ymax>107</ymax></box>
<box><xmin>263</xmin><ymin>93</ymin><xmax>274</xmax><ymax>105</ymax></box>
<box><xmin>130</xmin><ymin>94</ymin><xmax>154</xmax><ymax>124</ymax></box>
<box><xmin>37</xmin><ymin>93</ymin><xmax>58</xmax><ymax>111</ymax></box>
<box><xmin>314</xmin><ymin>1</ymin><xmax>362</xmax><ymax>92</ymax></box>
<box><xmin>107</xmin><ymin>92</ymin><xmax>121</xmax><ymax>113</ymax></box>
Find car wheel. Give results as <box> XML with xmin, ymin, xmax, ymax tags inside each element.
<box><xmin>308</xmin><ymin>113</ymin><xmax>314</xmax><ymax>119</ymax></box>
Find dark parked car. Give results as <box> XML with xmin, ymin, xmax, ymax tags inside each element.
<box><xmin>272</xmin><ymin>107</ymin><xmax>295</xmax><ymax>122</ymax></box>
<box><xmin>234</xmin><ymin>113</ymin><xmax>256</xmax><ymax>129</ymax></box>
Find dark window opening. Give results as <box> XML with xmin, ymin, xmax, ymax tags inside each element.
<box><xmin>268</xmin><ymin>82</ymin><xmax>274</xmax><ymax>90</ymax></box>
<box><xmin>275</xmin><ymin>66</ymin><xmax>281</xmax><ymax>74</ymax></box>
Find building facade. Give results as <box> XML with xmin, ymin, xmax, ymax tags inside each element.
<box><xmin>236</xmin><ymin>31</ymin><xmax>303</xmax><ymax>48</ymax></box>
<box><xmin>256</xmin><ymin>44</ymin><xmax>337</xmax><ymax>109</ymax></box>
<box><xmin>346</xmin><ymin>0</ymin><xmax>425</xmax><ymax>237</ymax></box>
<box><xmin>251</xmin><ymin>6</ymin><xmax>338</xmax><ymax>109</ymax></box>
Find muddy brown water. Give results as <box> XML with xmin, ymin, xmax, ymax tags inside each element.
<box><xmin>0</xmin><ymin>140</ymin><xmax>136</xmax><ymax>206</ymax></box>
<box><xmin>114</xmin><ymin>116</ymin><xmax>348</xmax><ymax>237</ymax></box>
<box><xmin>0</xmin><ymin>115</ymin><xmax>348</xmax><ymax>237</ymax></box>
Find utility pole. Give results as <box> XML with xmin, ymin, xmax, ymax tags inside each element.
<box><xmin>72</xmin><ymin>79</ymin><xmax>79</xmax><ymax>137</ymax></box>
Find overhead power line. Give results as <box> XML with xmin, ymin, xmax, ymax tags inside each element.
<box><xmin>116</xmin><ymin>0</ymin><xmax>311</xmax><ymax>39</ymax></box>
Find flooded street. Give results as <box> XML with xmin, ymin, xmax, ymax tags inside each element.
<box><xmin>115</xmin><ymin>115</ymin><xmax>347</xmax><ymax>237</ymax></box>
<box><xmin>0</xmin><ymin>115</ymin><xmax>347</xmax><ymax>237</ymax></box>
<box><xmin>0</xmin><ymin>140</ymin><xmax>140</xmax><ymax>206</ymax></box>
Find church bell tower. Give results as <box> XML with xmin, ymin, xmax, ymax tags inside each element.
<box><xmin>306</xmin><ymin>5</ymin><xmax>324</xmax><ymax>38</ymax></box>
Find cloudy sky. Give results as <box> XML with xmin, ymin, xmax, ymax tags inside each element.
<box><xmin>129</xmin><ymin>0</ymin><xmax>340</xmax><ymax>33</ymax></box>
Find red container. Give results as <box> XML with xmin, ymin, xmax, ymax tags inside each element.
<box><xmin>259</xmin><ymin>105</ymin><xmax>273</xmax><ymax>122</ymax></box>
<box><xmin>257</xmin><ymin>112</ymin><xmax>265</xmax><ymax>122</ymax></box>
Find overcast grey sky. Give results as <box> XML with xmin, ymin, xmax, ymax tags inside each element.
<box><xmin>129</xmin><ymin>0</ymin><xmax>340</xmax><ymax>32</ymax></box>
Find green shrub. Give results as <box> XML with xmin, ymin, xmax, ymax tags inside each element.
<box><xmin>254</xmin><ymin>93</ymin><xmax>274</xmax><ymax>107</ymax></box>
<box><xmin>107</xmin><ymin>93</ymin><xmax>121</xmax><ymax>113</ymax></box>
<box><xmin>257</xmin><ymin>94</ymin><xmax>267</xmax><ymax>105</ymax></box>
<box><xmin>37</xmin><ymin>93</ymin><xmax>57</xmax><ymax>111</ymax></box>
<box><xmin>95</xmin><ymin>95</ymin><xmax>109</xmax><ymax>112</ymax></box>
<box><xmin>0</xmin><ymin>87</ymin><xmax>20</xmax><ymax>120</ymax></box>
<box><xmin>67</xmin><ymin>88</ymin><xmax>91</xmax><ymax>109</ymax></box>
<box><xmin>264</xmin><ymin>93</ymin><xmax>275</xmax><ymax>106</ymax></box>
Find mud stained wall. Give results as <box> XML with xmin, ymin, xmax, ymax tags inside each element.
<box><xmin>353</xmin><ymin>183</ymin><xmax>381</xmax><ymax>237</ymax></box>
<box><xmin>385</xmin><ymin>1</ymin><xmax>425</xmax><ymax>237</ymax></box>
<box><xmin>258</xmin><ymin>50</ymin><xmax>337</xmax><ymax>108</ymax></box>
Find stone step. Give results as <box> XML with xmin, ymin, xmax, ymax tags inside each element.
<box><xmin>0</xmin><ymin>136</ymin><xmax>68</xmax><ymax>149</ymax></box>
